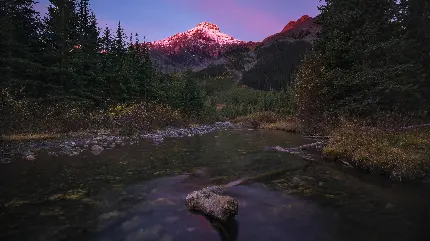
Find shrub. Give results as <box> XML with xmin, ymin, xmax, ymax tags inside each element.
<box><xmin>323</xmin><ymin>120</ymin><xmax>430</xmax><ymax>180</ymax></box>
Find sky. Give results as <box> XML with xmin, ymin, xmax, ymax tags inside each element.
<box><xmin>34</xmin><ymin>0</ymin><xmax>322</xmax><ymax>42</ymax></box>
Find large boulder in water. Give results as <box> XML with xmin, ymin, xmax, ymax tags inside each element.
<box><xmin>185</xmin><ymin>186</ymin><xmax>238</xmax><ymax>221</ymax></box>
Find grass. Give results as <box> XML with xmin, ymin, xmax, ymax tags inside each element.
<box><xmin>232</xmin><ymin>111</ymin><xmax>300</xmax><ymax>132</ymax></box>
<box><xmin>1</xmin><ymin>133</ymin><xmax>61</xmax><ymax>142</ymax></box>
<box><xmin>323</xmin><ymin>121</ymin><xmax>430</xmax><ymax>180</ymax></box>
<box><xmin>0</xmin><ymin>98</ymin><xmax>189</xmax><ymax>137</ymax></box>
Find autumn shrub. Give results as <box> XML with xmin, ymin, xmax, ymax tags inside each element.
<box><xmin>323</xmin><ymin>120</ymin><xmax>430</xmax><ymax>180</ymax></box>
<box><xmin>108</xmin><ymin>102</ymin><xmax>186</xmax><ymax>134</ymax></box>
<box><xmin>1</xmin><ymin>89</ymin><xmax>100</xmax><ymax>134</ymax></box>
<box><xmin>1</xmin><ymin>89</ymin><xmax>187</xmax><ymax>135</ymax></box>
<box><xmin>232</xmin><ymin>111</ymin><xmax>299</xmax><ymax>132</ymax></box>
<box><xmin>214</xmin><ymin>87</ymin><xmax>294</xmax><ymax>119</ymax></box>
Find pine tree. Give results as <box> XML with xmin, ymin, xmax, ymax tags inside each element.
<box><xmin>311</xmin><ymin>0</ymin><xmax>420</xmax><ymax>117</ymax></box>
<box><xmin>42</xmin><ymin>0</ymin><xmax>80</xmax><ymax>96</ymax></box>
<box><xmin>0</xmin><ymin>0</ymin><xmax>43</xmax><ymax>97</ymax></box>
<box><xmin>101</xmin><ymin>26</ymin><xmax>112</xmax><ymax>53</ymax></box>
<box><xmin>72</xmin><ymin>0</ymin><xmax>101</xmax><ymax>98</ymax></box>
<box><xmin>181</xmin><ymin>70</ymin><xmax>205</xmax><ymax>115</ymax></box>
<box><xmin>397</xmin><ymin>0</ymin><xmax>430</xmax><ymax>116</ymax></box>
<box><xmin>113</xmin><ymin>21</ymin><xmax>126</xmax><ymax>56</ymax></box>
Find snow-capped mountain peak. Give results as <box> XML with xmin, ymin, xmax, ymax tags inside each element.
<box><xmin>195</xmin><ymin>22</ymin><xmax>220</xmax><ymax>31</ymax></box>
<box><xmin>148</xmin><ymin>21</ymin><xmax>244</xmax><ymax>54</ymax></box>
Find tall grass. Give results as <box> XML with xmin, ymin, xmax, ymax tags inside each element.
<box><xmin>0</xmin><ymin>90</ymin><xmax>187</xmax><ymax>135</ymax></box>
<box><xmin>323</xmin><ymin>120</ymin><xmax>430</xmax><ymax>180</ymax></box>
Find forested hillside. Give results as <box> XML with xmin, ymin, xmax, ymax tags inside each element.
<box><xmin>294</xmin><ymin>0</ymin><xmax>430</xmax><ymax>130</ymax></box>
<box><xmin>0</xmin><ymin>0</ymin><xmax>207</xmax><ymax>134</ymax></box>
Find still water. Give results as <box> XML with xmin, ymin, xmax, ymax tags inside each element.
<box><xmin>1</xmin><ymin>128</ymin><xmax>429</xmax><ymax>241</ymax></box>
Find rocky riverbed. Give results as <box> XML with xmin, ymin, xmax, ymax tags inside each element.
<box><xmin>0</xmin><ymin>122</ymin><xmax>234</xmax><ymax>163</ymax></box>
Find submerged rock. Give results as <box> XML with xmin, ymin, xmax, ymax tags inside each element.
<box><xmin>23</xmin><ymin>153</ymin><xmax>36</xmax><ymax>161</ymax></box>
<box><xmin>91</xmin><ymin>145</ymin><xmax>104</xmax><ymax>155</ymax></box>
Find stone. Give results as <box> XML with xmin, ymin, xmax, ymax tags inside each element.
<box><xmin>186</xmin><ymin>227</ymin><xmax>196</xmax><ymax>232</ymax></box>
<box><xmin>185</xmin><ymin>186</ymin><xmax>238</xmax><ymax>221</ymax></box>
<box><xmin>23</xmin><ymin>154</ymin><xmax>36</xmax><ymax>161</ymax></box>
<box><xmin>121</xmin><ymin>216</ymin><xmax>143</xmax><ymax>232</ymax></box>
<box><xmin>91</xmin><ymin>145</ymin><xmax>104</xmax><ymax>155</ymax></box>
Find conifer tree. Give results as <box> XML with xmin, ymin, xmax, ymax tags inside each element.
<box><xmin>101</xmin><ymin>26</ymin><xmax>112</xmax><ymax>53</ymax></box>
<box><xmin>43</xmin><ymin>0</ymin><xmax>80</xmax><ymax>96</ymax></box>
<box><xmin>0</xmin><ymin>0</ymin><xmax>43</xmax><ymax>97</ymax></box>
<box><xmin>113</xmin><ymin>21</ymin><xmax>126</xmax><ymax>56</ymax></box>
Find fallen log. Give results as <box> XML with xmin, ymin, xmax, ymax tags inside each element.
<box><xmin>304</xmin><ymin>135</ymin><xmax>331</xmax><ymax>139</ymax></box>
<box><xmin>297</xmin><ymin>141</ymin><xmax>326</xmax><ymax>150</ymax></box>
<box><xmin>271</xmin><ymin>145</ymin><xmax>320</xmax><ymax>162</ymax></box>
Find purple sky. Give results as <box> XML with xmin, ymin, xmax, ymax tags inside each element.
<box><xmin>35</xmin><ymin>0</ymin><xmax>322</xmax><ymax>42</ymax></box>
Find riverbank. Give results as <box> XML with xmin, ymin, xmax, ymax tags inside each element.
<box><xmin>2</xmin><ymin>105</ymin><xmax>430</xmax><ymax>181</ymax></box>
<box><xmin>232</xmin><ymin>112</ymin><xmax>430</xmax><ymax>181</ymax></box>
<box><xmin>0</xmin><ymin>122</ymin><xmax>234</xmax><ymax>163</ymax></box>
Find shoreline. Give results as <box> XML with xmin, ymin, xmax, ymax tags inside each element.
<box><xmin>0</xmin><ymin>122</ymin><xmax>235</xmax><ymax>163</ymax></box>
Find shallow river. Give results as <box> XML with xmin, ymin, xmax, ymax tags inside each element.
<box><xmin>1</xmin><ymin>128</ymin><xmax>430</xmax><ymax>241</ymax></box>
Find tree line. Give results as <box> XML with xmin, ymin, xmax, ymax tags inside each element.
<box><xmin>294</xmin><ymin>0</ymin><xmax>430</xmax><ymax>130</ymax></box>
<box><xmin>0</xmin><ymin>0</ymin><xmax>205</xmax><ymax>116</ymax></box>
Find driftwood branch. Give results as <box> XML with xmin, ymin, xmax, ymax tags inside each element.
<box><xmin>270</xmin><ymin>141</ymin><xmax>326</xmax><ymax>162</ymax></box>
<box><xmin>297</xmin><ymin>141</ymin><xmax>326</xmax><ymax>150</ymax></box>
<box><xmin>304</xmin><ymin>135</ymin><xmax>331</xmax><ymax>139</ymax></box>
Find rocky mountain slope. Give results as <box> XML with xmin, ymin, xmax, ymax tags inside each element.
<box><xmin>147</xmin><ymin>15</ymin><xmax>320</xmax><ymax>89</ymax></box>
<box><xmin>239</xmin><ymin>15</ymin><xmax>320</xmax><ymax>90</ymax></box>
<box><xmin>147</xmin><ymin>22</ymin><xmax>257</xmax><ymax>73</ymax></box>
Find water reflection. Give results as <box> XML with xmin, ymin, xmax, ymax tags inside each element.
<box><xmin>89</xmin><ymin>175</ymin><xmax>330</xmax><ymax>241</ymax></box>
<box><xmin>1</xmin><ymin>129</ymin><xmax>430</xmax><ymax>241</ymax></box>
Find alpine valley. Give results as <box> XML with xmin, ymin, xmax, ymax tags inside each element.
<box><xmin>146</xmin><ymin>15</ymin><xmax>320</xmax><ymax>90</ymax></box>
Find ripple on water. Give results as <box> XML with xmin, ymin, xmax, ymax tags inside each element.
<box><xmin>87</xmin><ymin>175</ymin><xmax>333</xmax><ymax>241</ymax></box>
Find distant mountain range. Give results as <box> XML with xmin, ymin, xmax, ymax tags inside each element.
<box><xmin>146</xmin><ymin>15</ymin><xmax>320</xmax><ymax>89</ymax></box>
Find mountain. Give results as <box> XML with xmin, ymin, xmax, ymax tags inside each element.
<box><xmin>261</xmin><ymin>15</ymin><xmax>319</xmax><ymax>45</ymax></box>
<box><xmin>238</xmin><ymin>15</ymin><xmax>320</xmax><ymax>90</ymax></box>
<box><xmin>147</xmin><ymin>22</ymin><xmax>257</xmax><ymax>73</ymax></box>
<box><xmin>146</xmin><ymin>15</ymin><xmax>321</xmax><ymax>90</ymax></box>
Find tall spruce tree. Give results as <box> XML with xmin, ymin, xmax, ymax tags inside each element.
<box><xmin>72</xmin><ymin>0</ymin><xmax>101</xmax><ymax>98</ymax></box>
<box><xmin>309</xmin><ymin>0</ymin><xmax>422</xmax><ymax>118</ymax></box>
<box><xmin>42</xmin><ymin>0</ymin><xmax>80</xmax><ymax>96</ymax></box>
<box><xmin>397</xmin><ymin>0</ymin><xmax>430</xmax><ymax>116</ymax></box>
<box><xmin>0</xmin><ymin>0</ymin><xmax>43</xmax><ymax>97</ymax></box>
<box><xmin>113</xmin><ymin>21</ymin><xmax>126</xmax><ymax>56</ymax></box>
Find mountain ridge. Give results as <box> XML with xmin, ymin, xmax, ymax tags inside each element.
<box><xmin>146</xmin><ymin>15</ymin><xmax>319</xmax><ymax>74</ymax></box>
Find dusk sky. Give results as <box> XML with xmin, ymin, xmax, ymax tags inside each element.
<box><xmin>35</xmin><ymin>0</ymin><xmax>322</xmax><ymax>42</ymax></box>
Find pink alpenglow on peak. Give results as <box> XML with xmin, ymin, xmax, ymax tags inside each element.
<box><xmin>195</xmin><ymin>22</ymin><xmax>220</xmax><ymax>32</ymax></box>
<box><xmin>281</xmin><ymin>15</ymin><xmax>313</xmax><ymax>33</ymax></box>
<box><xmin>150</xmin><ymin>21</ymin><xmax>243</xmax><ymax>48</ymax></box>
<box><xmin>147</xmin><ymin>21</ymin><xmax>245</xmax><ymax>57</ymax></box>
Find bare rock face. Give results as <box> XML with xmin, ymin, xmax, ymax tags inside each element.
<box><xmin>185</xmin><ymin>186</ymin><xmax>238</xmax><ymax>221</ymax></box>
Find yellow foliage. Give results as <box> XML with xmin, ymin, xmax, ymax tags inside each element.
<box><xmin>324</xmin><ymin>121</ymin><xmax>430</xmax><ymax>180</ymax></box>
<box><xmin>233</xmin><ymin>112</ymin><xmax>299</xmax><ymax>132</ymax></box>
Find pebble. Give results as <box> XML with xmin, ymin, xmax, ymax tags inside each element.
<box><xmin>186</xmin><ymin>227</ymin><xmax>196</xmax><ymax>232</ymax></box>
<box><xmin>23</xmin><ymin>154</ymin><xmax>36</xmax><ymax>161</ymax></box>
<box><xmin>91</xmin><ymin>145</ymin><xmax>104</xmax><ymax>155</ymax></box>
<box><xmin>6</xmin><ymin>122</ymin><xmax>234</xmax><ymax>163</ymax></box>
